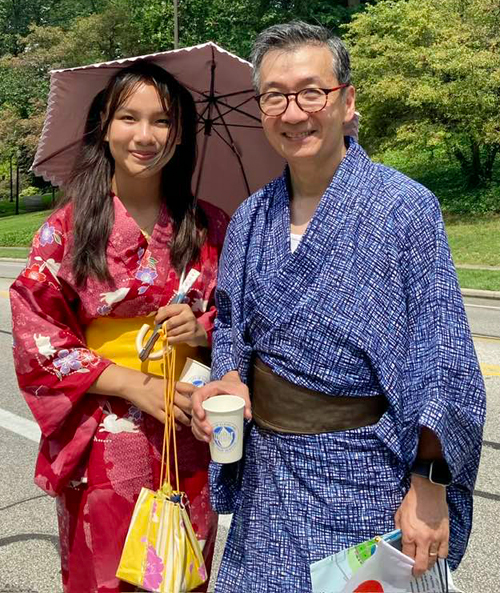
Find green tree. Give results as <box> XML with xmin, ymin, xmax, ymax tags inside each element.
<box><xmin>344</xmin><ymin>0</ymin><xmax>500</xmax><ymax>188</ymax></box>
<box><xmin>0</xmin><ymin>5</ymin><xmax>146</xmax><ymax>177</ymax></box>
<box><xmin>0</xmin><ymin>0</ymin><xmax>106</xmax><ymax>55</ymax></box>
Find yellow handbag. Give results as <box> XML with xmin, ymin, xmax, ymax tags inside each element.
<box><xmin>116</xmin><ymin>329</ymin><xmax>207</xmax><ymax>592</ymax></box>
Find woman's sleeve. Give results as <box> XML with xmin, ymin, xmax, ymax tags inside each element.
<box><xmin>10</xmin><ymin>217</ymin><xmax>112</xmax><ymax>495</ymax></box>
<box><xmin>195</xmin><ymin>206</ymin><xmax>230</xmax><ymax>347</ymax></box>
<box><xmin>396</xmin><ymin>192</ymin><xmax>486</xmax><ymax>491</ymax></box>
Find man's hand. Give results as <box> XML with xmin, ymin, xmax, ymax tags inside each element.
<box><xmin>395</xmin><ymin>474</ymin><xmax>449</xmax><ymax>577</ymax></box>
<box><xmin>191</xmin><ymin>371</ymin><xmax>251</xmax><ymax>442</ymax></box>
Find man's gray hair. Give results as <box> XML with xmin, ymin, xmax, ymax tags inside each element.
<box><xmin>250</xmin><ymin>21</ymin><xmax>351</xmax><ymax>91</ymax></box>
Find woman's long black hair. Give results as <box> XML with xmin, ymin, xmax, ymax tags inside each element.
<box><xmin>59</xmin><ymin>61</ymin><xmax>207</xmax><ymax>287</ymax></box>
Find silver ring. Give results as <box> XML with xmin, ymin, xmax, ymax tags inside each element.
<box><xmin>429</xmin><ymin>551</ymin><xmax>438</xmax><ymax>557</ymax></box>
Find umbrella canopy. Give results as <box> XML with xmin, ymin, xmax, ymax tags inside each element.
<box><xmin>32</xmin><ymin>42</ymin><xmax>285</xmax><ymax>216</ymax></box>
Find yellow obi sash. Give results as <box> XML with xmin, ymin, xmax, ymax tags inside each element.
<box><xmin>85</xmin><ymin>316</ymin><xmax>210</xmax><ymax>380</ymax></box>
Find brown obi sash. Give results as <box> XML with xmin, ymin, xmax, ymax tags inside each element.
<box><xmin>251</xmin><ymin>358</ymin><xmax>388</xmax><ymax>435</ymax></box>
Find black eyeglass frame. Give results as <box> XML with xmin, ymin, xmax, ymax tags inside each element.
<box><xmin>255</xmin><ymin>84</ymin><xmax>349</xmax><ymax>117</ymax></box>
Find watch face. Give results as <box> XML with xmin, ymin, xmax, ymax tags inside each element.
<box><xmin>430</xmin><ymin>460</ymin><xmax>452</xmax><ymax>485</ymax></box>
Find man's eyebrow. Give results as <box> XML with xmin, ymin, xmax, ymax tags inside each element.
<box><xmin>260</xmin><ymin>76</ymin><xmax>324</xmax><ymax>92</ymax></box>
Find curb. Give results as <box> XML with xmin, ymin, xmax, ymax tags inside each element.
<box><xmin>0</xmin><ymin>257</ymin><xmax>26</xmax><ymax>263</ymax></box>
<box><xmin>461</xmin><ymin>288</ymin><xmax>500</xmax><ymax>300</ymax></box>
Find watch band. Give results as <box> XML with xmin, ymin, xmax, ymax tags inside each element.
<box><xmin>410</xmin><ymin>459</ymin><xmax>452</xmax><ymax>486</ymax></box>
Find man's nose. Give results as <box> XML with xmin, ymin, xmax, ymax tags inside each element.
<box><xmin>281</xmin><ymin>96</ymin><xmax>309</xmax><ymax>124</ymax></box>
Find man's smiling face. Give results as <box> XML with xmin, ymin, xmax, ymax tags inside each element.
<box><xmin>258</xmin><ymin>44</ymin><xmax>355</xmax><ymax>169</ymax></box>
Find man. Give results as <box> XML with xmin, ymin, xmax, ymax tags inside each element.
<box><xmin>192</xmin><ymin>21</ymin><xmax>485</xmax><ymax>592</ymax></box>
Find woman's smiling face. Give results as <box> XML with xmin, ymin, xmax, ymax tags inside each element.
<box><xmin>105</xmin><ymin>82</ymin><xmax>179</xmax><ymax>181</ymax></box>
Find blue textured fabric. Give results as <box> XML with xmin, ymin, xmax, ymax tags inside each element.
<box><xmin>210</xmin><ymin>139</ymin><xmax>486</xmax><ymax>591</ymax></box>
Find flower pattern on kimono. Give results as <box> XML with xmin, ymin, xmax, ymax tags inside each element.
<box><xmin>39</xmin><ymin>222</ymin><xmax>62</xmax><ymax>247</ymax></box>
<box><xmin>135</xmin><ymin>267</ymin><xmax>158</xmax><ymax>285</ymax></box>
<box><xmin>79</xmin><ymin>351</ymin><xmax>100</xmax><ymax>366</ymax></box>
<box><xmin>97</xmin><ymin>304</ymin><xmax>112</xmax><ymax>316</ymax></box>
<box><xmin>33</xmin><ymin>256</ymin><xmax>61</xmax><ymax>283</ymax></box>
<box><xmin>53</xmin><ymin>349</ymin><xmax>83</xmax><ymax>375</ymax></box>
<box><xmin>127</xmin><ymin>406</ymin><xmax>143</xmax><ymax>423</ymax></box>
<box><xmin>23</xmin><ymin>263</ymin><xmax>47</xmax><ymax>283</ymax></box>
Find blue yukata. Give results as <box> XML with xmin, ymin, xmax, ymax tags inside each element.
<box><xmin>209</xmin><ymin>139</ymin><xmax>486</xmax><ymax>592</ymax></box>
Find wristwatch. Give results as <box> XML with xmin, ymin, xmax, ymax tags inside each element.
<box><xmin>410</xmin><ymin>460</ymin><xmax>452</xmax><ymax>486</ymax></box>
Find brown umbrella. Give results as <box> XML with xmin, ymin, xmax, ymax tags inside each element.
<box><xmin>32</xmin><ymin>42</ymin><xmax>285</xmax><ymax>216</ymax></box>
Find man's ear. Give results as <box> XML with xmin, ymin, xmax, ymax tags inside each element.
<box><xmin>343</xmin><ymin>85</ymin><xmax>356</xmax><ymax>123</ymax></box>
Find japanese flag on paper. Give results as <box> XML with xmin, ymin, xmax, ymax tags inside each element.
<box><xmin>343</xmin><ymin>539</ymin><xmax>461</xmax><ymax>593</ymax></box>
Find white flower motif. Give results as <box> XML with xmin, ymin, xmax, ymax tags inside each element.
<box><xmin>34</xmin><ymin>334</ymin><xmax>56</xmax><ymax>358</ymax></box>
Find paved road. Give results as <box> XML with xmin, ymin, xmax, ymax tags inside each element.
<box><xmin>0</xmin><ymin>278</ymin><xmax>499</xmax><ymax>592</ymax></box>
<box><xmin>0</xmin><ymin>260</ymin><xmax>25</xmax><ymax>279</ymax></box>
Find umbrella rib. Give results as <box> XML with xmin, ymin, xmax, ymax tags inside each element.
<box><xmin>195</xmin><ymin>88</ymin><xmax>255</xmax><ymax>101</ymax></box>
<box><xmin>194</xmin><ymin>45</ymin><xmax>216</xmax><ymax>199</ymax></box>
<box><xmin>211</xmin><ymin>123</ymin><xmax>262</xmax><ymax>129</ymax></box>
<box><xmin>197</xmin><ymin>95</ymin><xmax>261</xmax><ymax>125</ymax></box>
<box><xmin>212</xmin><ymin>102</ymin><xmax>251</xmax><ymax>196</ymax></box>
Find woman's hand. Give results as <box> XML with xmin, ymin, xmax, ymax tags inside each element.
<box><xmin>155</xmin><ymin>304</ymin><xmax>208</xmax><ymax>347</ymax></box>
<box><xmin>395</xmin><ymin>474</ymin><xmax>449</xmax><ymax>577</ymax></box>
<box><xmin>191</xmin><ymin>371</ymin><xmax>251</xmax><ymax>442</ymax></box>
<box><xmin>89</xmin><ymin>365</ymin><xmax>192</xmax><ymax>427</ymax></box>
<box><xmin>125</xmin><ymin>375</ymin><xmax>193</xmax><ymax>427</ymax></box>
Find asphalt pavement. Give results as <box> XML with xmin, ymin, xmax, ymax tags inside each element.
<box><xmin>0</xmin><ymin>276</ymin><xmax>499</xmax><ymax>592</ymax></box>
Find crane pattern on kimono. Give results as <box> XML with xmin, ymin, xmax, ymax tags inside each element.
<box><xmin>98</xmin><ymin>401</ymin><xmax>142</xmax><ymax>434</ymax></box>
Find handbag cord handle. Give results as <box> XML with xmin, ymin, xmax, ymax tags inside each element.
<box><xmin>159</xmin><ymin>325</ymin><xmax>180</xmax><ymax>492</ymax></box>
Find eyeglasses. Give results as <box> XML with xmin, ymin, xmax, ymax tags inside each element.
<box><xmin>256</xmin><ymin>85</ymin><xmax>348</xmax><ymax>117</ymax></box>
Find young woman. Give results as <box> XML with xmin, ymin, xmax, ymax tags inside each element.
<box><xmin>10</xmin><ymin>61</ymin><xmax>229</xmax><ymax>593</ymax></box>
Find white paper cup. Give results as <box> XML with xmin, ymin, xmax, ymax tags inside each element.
<box><xmin>202</xmin><ymin>395</ymin><xmax>245</xmax><ymax>464</ymax></box>
<box><xmin>179</xmin><ymin>358</ymin><xmax>211</xmax><ymax>388</ymax></box>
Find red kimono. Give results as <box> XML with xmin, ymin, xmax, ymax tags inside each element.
<box><xmin>10</xmin><ymin>196</ymin><xmax>229</xmax><ymax>593</ymax></box>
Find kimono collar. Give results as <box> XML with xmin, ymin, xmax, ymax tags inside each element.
<box><xmin>268</xmin><ymin>138</ymin><xmax>374</xmax><ymax>269</ymax></box>
<box><xmin>108</xmin><ymin>194</ymin><xmax>172</xmax><ymax>251</ymax></box>
<box><xmin>107</xmin><ymin>194</ymin><xmax>174</xmax><ymax>273</ymax></box>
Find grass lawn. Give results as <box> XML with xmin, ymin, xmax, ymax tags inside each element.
<box><xmin>456</xmin><ymin>269</ymin><xmax>500</xmax><ymax>292</ymax></box>
<box><xmin>445</xmin><ymin>214</ymin><xmax>500</xmax><ymax>267</ymax></box>
<box><xmin>0</xmin><ymin>247</ymin><xmax>30</xmax><ymax>258</ymax></box>
<box><xmin>0</xmin><ymin>210</ymin><xmax>51</xmax><ymax>246</ymax></box>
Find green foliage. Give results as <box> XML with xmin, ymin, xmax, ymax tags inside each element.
<box><xmin>0</xmin><ymin>0</ymin><xmax>106</xmax><ymax>55</ymax></box>
<box><xmin>378</xmin><ymin>147</ymin><xmax>500</xmax><ymax>214</ymax></box>
<box><xmin>344</xmin><ymin>0</ymin><xmax>500</xmax><ymax>188</ymax></box>
<box><xmin>19</xmin><ymin>185</ymin><xmax>39</xmax><ymax>197</ymax></box>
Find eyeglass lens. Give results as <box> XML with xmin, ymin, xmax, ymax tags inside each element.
<box><xmin>260</xmin><ymin>88</ymin><xmax>327</xmax><ymax>116</ymax></box>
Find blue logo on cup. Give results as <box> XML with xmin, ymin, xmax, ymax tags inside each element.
<box><xmin>192</xmin><ymin>378</ymin><xmax>206</xmax><ymax>387</ymax></box>
<box><xmin>213</xmin><ymin>424</ymin><xmax>237</xmax><ymax>451</ymax></box>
